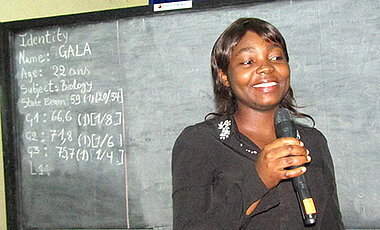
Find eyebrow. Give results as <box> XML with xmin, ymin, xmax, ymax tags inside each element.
<box><xmin>234</xmin><ymin>44</ymin><xmax>282</xmax><ymax>56</ymax></box>
<box><xmin>235</xmin><ymin>47</ymin><xmax>256</xmax><ymax>55</ymax></box>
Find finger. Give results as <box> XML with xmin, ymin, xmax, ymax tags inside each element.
<box><xmin>265</xmin><ymin>145</ymin><xmax>309</xmax><ymax>160</ymax></box>
<box><xmin>278</xmin><ymin>155</ymin><xmax>311</xmax><ymax>169</ymax></box>
<box><xmin>278</xmin><ymin>145</ymin><xmax>309</xmax><ymax>157</ymax></box>
<box><xmin>264</xmin><ymin>137</ymin><xmax>304</xmax><ymax>150</ymax></box>
<box><xmin>282</xmin><ymin>166</ymin><xmax>307</xmax><ymax>179</ymax></box>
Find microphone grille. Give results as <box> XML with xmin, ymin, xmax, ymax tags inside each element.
<box><xmin>274</xmin><ymin>108</ymin><xmax>291</xmax><ymax>125</ymax></box>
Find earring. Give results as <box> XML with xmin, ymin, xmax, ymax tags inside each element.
<box><xmin>221</xmin><ymin>75</ymin><xmax>230</xmax><ymax>87</ymax></box>
<box><xmin>218</xmin><ymin>69</ymin><xmax>230</xmax><ymax>87</ymax></box>
<box><xmin>223</xmin><ymin>78</ymin><xmax>230</xmax><ymax>87</ymax></box>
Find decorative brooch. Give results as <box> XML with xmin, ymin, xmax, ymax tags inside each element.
<box><xmin>218</xmin><ymin>119</ymin><xmax>231</xmax><ymax>140</ymax></box>
<box><xmin>296</xmin><ymin>129</ymin><xmax>301</xmax><ymax>140</ymax></box>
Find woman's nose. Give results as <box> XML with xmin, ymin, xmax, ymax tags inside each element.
<box><xmin>256</xmin><ymin>62</ymin><xmax>274</xmax><ymax>74</ymax></box>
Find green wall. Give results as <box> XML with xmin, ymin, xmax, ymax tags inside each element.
<box><xmin>0</xmin><ymin>1</ymin><xmax>148</xmax><ymax>228</ymax></box>
<box><xmin>0</xmin><ymin>0</ymin><xmax>148</xmax><ymax>22</ymax></box>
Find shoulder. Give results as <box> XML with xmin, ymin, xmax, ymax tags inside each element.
<box><xmin>296</xmin><ymin>124</ymin><xmax>331</xmax><ymax>161</ymax></box>
<box><xmin>175</xmin><ymin>115</ymin><xmax>229</xmax><ymax>143</ymax></box>
<box><xmin>172</xmin><ymin>116</ymin><xmax>229</xmax><ymax>168</ymax></box>
<box><xmin>172</xmin><ymin>115</ymin><xmax>232</xmax><ymax>158</ymax></box>
<box><xmin>296</xmin><ymin>124</ymin><xmax>334</xmax><ymax>166</ymax></box>
<box><xmin>296</xmin><ymin>123</ymin><xmax>328</xmax><ymax>144</ymax></box>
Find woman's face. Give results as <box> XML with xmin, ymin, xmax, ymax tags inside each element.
<box><xmin>220</xmin><ymin>31</ymin><xmax>290</xmax><ymax>112</ymax></box>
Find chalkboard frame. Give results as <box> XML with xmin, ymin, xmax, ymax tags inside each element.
<box><xmin>0</xmin><ymin>0</ymin><xmax>281</xmax><ymax>229</ymax></box>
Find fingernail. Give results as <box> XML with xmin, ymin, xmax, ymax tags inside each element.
<box><xmin>300</xmin><ymin>141</ymin><xmax>304</xmax><ymax>147</ymax></box>
<box><xmin>307</xmin><ymin>156</ymin><xmax>311</xmax><ymax>162</ymax></box>
<box><xmin>306</xmin><ymin>149</ymin><xmax>310</xmax><ymax>155</ymax></box>
<box><xmin>301</xmin><ymin>167</ymin><xmax>307</xmax><ymax>172</ymax></box>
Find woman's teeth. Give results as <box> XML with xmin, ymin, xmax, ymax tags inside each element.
<box><xmin>253</xmin><ymin>82</ymin><xmax>277</xmax><ymax>88</ymax></box>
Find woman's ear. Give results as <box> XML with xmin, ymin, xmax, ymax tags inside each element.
<box><xmin>218</xmin><ymin>69</ymin><xmax>230</xmax><ymax>87</ymax></box>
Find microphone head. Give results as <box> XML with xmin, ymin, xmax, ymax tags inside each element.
<box><xmin>274</xmin><ymin>108</ymin><xmax>297</xmax><ymax>138</ymax></box>
<box><xmin>274</xmin><ymin>108</ymin><xmax>291</xmax><ymax>125</ymax></box>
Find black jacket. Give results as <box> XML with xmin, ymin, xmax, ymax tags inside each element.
<box><xmin>172</xmin><ymin>115</ymin><xmax>344</xmax><ymax>229</ymax></box>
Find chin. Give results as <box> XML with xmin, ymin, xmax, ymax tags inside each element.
<box><xmin>251</xmin><ymin>103</ymin><xmax>281</xmax><ymax>112</ymax></box>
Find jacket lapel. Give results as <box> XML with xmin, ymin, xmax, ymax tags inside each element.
<box><xmin>205</xmin><ymin>115</ymin><xmax>261</xmax><ymax>161</ymax></box>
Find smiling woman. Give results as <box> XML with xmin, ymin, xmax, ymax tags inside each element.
<box><xmin>172</xmin><ymin>18</ymin><xmax>344</xmax><ymax>229</ymax></box>
<box><xmin>211</xmin><ymin>18</ymin><xmax>294</xmax><ymax>116</ymax></box>
<box><xmin>218</xmin><ymin>31</ymin><xmax>290</xmax><ymax>113</ymax></box>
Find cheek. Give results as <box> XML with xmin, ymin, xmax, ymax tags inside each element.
<box><xmin>278</xmin><ymin>65</ymin><xmax>290</xmax><ymax>82</ymax></box>
<box><xmin>281</xmin><ymin>68</ymin><xmax>291</xmax><ymax>95</ymax></box>
<box><xmin>228</xmin><ymin>69</ymin><xmax>251</xmax><ymax>86</ymax></box>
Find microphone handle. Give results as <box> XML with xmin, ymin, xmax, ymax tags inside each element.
<box><xmin>290</xmin><ymin>170</ymin><xmax>317</xmax><ymax>225</ymax></box>
<box><xmin>274</xmin><ymin>109</ymin><xmax>317</xmax><ymax>225</ymax></box>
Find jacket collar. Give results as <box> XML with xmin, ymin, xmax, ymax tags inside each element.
<box><xmin>205</xmin><ymin>114</ymin><xmax>261</xmax><ymax>161</ymax></box>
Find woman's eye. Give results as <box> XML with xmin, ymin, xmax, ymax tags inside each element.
<box><xmin>242</xmin><ymin>60</ymin><xmax>253</xmax><ymax>65</ymax></box>
<box><xmin>270</xmin><ymin>56</ymin><xmax>284</xmax><ymax>61</ymax></box>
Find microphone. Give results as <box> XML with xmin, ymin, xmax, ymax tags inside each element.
<box><xmin>274</xmin><ymin>108</ymin><xmax>317</xmax><ymax>225</ymax></box>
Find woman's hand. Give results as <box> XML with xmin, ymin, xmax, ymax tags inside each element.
<box><xmin>256</xmin><ymin>137</ymin><xmax>311</xmax><ymax>189</ymax></box>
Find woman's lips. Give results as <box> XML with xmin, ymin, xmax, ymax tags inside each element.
<box><xmin>253</xmin><ymin>82</ymin><xmax>278</xmax><ymax>92</ymax></box>
<box><xmin>253</xmin><ymin>82</ymin><xmax>277</xmax><ymax>88</ymax></box>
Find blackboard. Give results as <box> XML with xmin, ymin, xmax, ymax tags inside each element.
<box><xmin>1</xmin><ymin>0</ymin><xmax>379</xmax><ymax>229</ymax></box>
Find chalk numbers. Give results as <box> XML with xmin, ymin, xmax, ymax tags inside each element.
<box><xmin>25</xmin><ymin>110</ymin><xmax>72</xmax><ymax>127</ymax></box>
<box><xmin>19</xmin><ymin>28</ymin><xmax>126</xmax><ymax>176</ymax></box>
<box><xmin>52</xmin><ymin>64</ymin><xmax>66</xmax><ymax>77</ymax></box>
<box><xmin>51</xmin><ymin>110</ymin><xmax>72</xmax><ymax>123</ymax></box>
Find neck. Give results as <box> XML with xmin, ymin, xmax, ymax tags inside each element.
<box><xmin>234</xmin><ymin>106</ymin><xmax>277</xmax><ymax>129</ymax></box>
<box><xmin>233</xmin><ymin>106</ymin><xmax>278</xmax><ymax>148</ymax></box>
